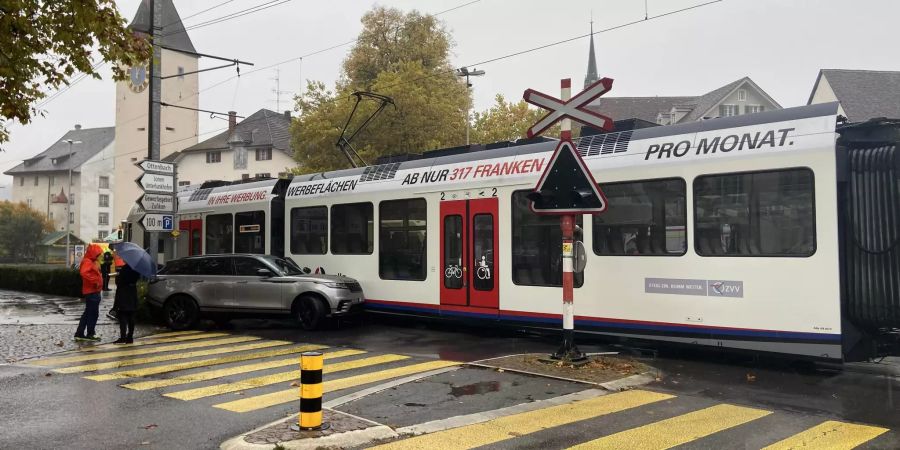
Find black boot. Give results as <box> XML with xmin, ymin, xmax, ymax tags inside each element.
<box><xmin>113</xmin><ymin>338</ymin><xmax>128</xmax><ymax>344</ymax></box>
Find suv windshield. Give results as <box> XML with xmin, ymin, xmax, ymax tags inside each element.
<box><xmin>262</xmin><ymin>255</ymin><xmax>304</xmax><ymax>275</ymax></box>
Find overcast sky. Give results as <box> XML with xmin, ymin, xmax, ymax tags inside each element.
<box><xmin>2</xmin><ymin>0</ymin><xmax>898</xmax><ymax>188</ymax></box>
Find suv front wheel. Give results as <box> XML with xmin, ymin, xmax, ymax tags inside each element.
<box><xmin>165</xmin><ymin>295</ymin><xmax>200</xmax><ymax>330</ymax></box>
<box><xmin>294</xmin><ymin>295</ymin><xmax>326</xmax><ymax>331</ymax></box>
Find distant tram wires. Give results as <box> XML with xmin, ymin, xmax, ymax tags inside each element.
<box><xmin>165</xmin><ymin>0</ymin><xmax>294</xmax><ymax>36</ymax></box>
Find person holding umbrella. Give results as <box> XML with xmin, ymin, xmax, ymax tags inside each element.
<box><xmin>113</xmin><ymin>262</ymin><xmax>140</xmax><ymax>344</ymax></box>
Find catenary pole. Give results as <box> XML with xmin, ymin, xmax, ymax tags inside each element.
<box><xmin>146</xmin><ymin>0</ymin><xmax>161</xmax><ymax>263</ymax></box>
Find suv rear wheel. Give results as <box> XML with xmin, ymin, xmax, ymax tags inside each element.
<box><xmin>294</xmin><ymin>295</ymin><xmax>326</xmax><ymax>331</ymax></box>
<box><xmin>165</xmin><ymin>295</ymin><xmax>199</xmax><ymax>330</ymax></box>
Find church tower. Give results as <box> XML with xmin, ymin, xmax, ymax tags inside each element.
<box><xmin>584</xmin><ymin>21</ymin><xmax>599</xmax><ymax>89</ymax></box>
<box><xmin>113</xmin><ymin>0</ymin><xmax>199</xmax><ymax>226</ymax></box>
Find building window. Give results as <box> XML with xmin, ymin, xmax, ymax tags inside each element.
<box><xmin>99</xmin><ymin>194</ymin><xmax>109</xmax><ymax>208</ymax></box>
<box><xmin>511</xmin><ymin>191</ymin><xmax>583</xmax><ymax>287</ymax></box>
<box><xmin>745</xmin><ymin>105</ymin><xmax>764</xmax><ymax>114</ymax></box>
<box><xmin>98</xmin><ymin>230</ymin><xmax>108</xmax><ymax>239</ymax></box>
<box><xmin>379</xmin><ymin>198</ymin><xmax>427</xmax><ymax>281</ymax></box>
<box><xmin>69</xmin><ymin>193</ymin><xmax>75</xmax><ymax>205</ymax></box>
<box><xmin>234</xmin><ymin>210</ymin><xmax>266</xmax><ymax>254</ymax></box>
<box><xmin>206</xmin><ymin>151</ymin><xmax>221</xmax><ymax>163</ymax></box>
<box><xmin>255</xmin><ymin>173</ymin><xmax>271</xmax><ymax>179</ymax></box>
<box><xmin>49</xmin><ymin>212</ymin><xmax>54</xmax><ymax>220</ymax></box>
<box><xmin>206</xmin><ymin>213</ymin><xmax>233</xmax><ymax>254</ymax></box>
<box><xmin>98</xmin><ymin>212</ymin><xmax>109</xmax><ymax>226</ymax></box>
<box><xmin>49</xmin><ymin>176</ymin><xmax>55</xmax><ymax>186</ymax></box>
<box><xmin>242</xmin><ymin>174</ymin><xmax>250</xmax><ymax>180</ymax></box>
<box><xmin>19</xmin><ymin>177</ymin><xmax>23</xmax><ymax>186</ymax></box>
<box><xmin>719</xmin><ymin>105</ymin><xmax>739</xmax><ymax>117</ymax></box>
<box><xmin>178</xmin><ymin>181</ymin><xmax>190</xmax><ymax>186</ymax></box>
<box><xmin>34</xmin><ymin>176</ymin><xmax>39</xmax><ymax>186</ymax></box>
<box><xmin>593</xmin><ymin>178</ymin><xmax>686</xmax><ymax>256</ymax></box>
<box><xmin>255</xmin><ymin>148</ymin><xmax>272</xmax><ymax>161</ymax></box>
<box><xmin>738</xmin><ymin>89</ymin><xmax>747</xmax><ymax>101</ymax></box>
<box><xmin>26</xmin><ymin>199</ymin><xmax>32</xmax><ymax>208</ymax></box>
<box><xmin>69</xmin><ymin>212</ymin><xmax>74</xmax><ymax>224</ymax></box>
<box><xmin>99</xmin><ymin>176</ymin><xmax>109</xmax><ymax>189</ymax></box>
<box><xmin>694</xmin><ymin>168</ymin><xmax>815</xmax><ymax>257</ymax></box>
<box><xmin>177</xmin><ymin>66</ymin><xmax>184</xmax><ymax>79</ymax></box>
<box><xmin>290</xmin><ymin>207</ymin><xmax>327</xmax><ymax>254</ymax></box>
<box><xmin>331</xmin><ymin>202</ymin><xmax>373</xmax><ymax>255</ymax></box>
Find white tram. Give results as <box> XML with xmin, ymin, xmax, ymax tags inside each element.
<box><xmin>144</xmin><ymin>102</ymin><xmax>899</xmax><ymax>362</ymax></box>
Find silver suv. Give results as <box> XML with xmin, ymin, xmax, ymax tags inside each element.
<box><xmin>147</xmin><ymin>254</ymin><xmax>364</xmax><ymax>330</ymax></box>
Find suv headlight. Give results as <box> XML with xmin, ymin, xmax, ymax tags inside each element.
<box><xmin>318</xmin><ymin>281</ymin><xmax>351</xmax><ymax>290</ymax></box>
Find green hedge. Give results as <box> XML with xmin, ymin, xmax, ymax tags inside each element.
<box><xmin>0</xmin><ymin>266</ymin><xmax>82</xmax><ymax>297</ymax></box>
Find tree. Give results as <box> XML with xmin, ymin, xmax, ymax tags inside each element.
<box><xmin>292</xmin><ymin>6</ymin><xmax>469</xmax><ymax>173</ymax></box>
<box><xmin>0</xmin><ymin>1</ymin><xmax>151</xmax><ymax>149</ymax></box>
<box><xmin>0</xmin><ymin>201</ymin><xmax>54</xmax><ymax>261</ymax></box>
<box><xmin>470</xmin><ymin>94</ymin><xmax>570</xmax><ymax>144</ymax></box>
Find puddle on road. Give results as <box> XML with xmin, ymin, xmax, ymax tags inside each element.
<box><xmin>450</xmin><ymin>380</ymin><xmax>514</xmax><ymax>397</ymax></box>
<box><xmin>0</xmin><ymin>289</ymin><xmax>116</xmax><ymax>325</ymax></box>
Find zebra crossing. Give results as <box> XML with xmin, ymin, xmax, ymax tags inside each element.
<box><xmin>26</xmin><ymin>330</ymin><xmax>459</xmax><ymax>415</ymax></box>
<box><xmin>25</xmin><ymin>331</ymin><xmax>895</xmax><ymax>449</ymax></box>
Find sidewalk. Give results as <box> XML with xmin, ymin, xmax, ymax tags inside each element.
<box><xmin>0</xmin><ymin>288</ymin><xmax>160</xmax><ymax>363</ymax></box>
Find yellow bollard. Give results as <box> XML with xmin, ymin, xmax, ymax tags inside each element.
<box><xmin>293</xmin><ymin>351</ymin><xmax>328</xmax><ymax>431</ymax></box>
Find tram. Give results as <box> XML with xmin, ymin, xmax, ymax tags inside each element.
<box><xmin>139</xmin><ymin>102</ymin><xmax>899</xmax><ymax>362</ymax></box>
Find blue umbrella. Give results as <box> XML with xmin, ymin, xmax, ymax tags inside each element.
<box><xmin>112</xmin><ymin>242</ymin><xmax>156</xmax><ymax>278</ymax></box>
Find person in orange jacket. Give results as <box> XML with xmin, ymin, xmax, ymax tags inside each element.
<box><xmin>74</xmin><ymin>244</ymin><xmax>104</xmax><ymax>342</ymax></box>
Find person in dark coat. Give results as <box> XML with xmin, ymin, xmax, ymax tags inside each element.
<box><xmin>113</xmin><ymin>263</ymin><xmax>140</xmax><ymax>344</ymax></box>
<box><xmin>100</xmin><ymin>251</ymin><xmax>113</xmax><ymax>291</ymax></box>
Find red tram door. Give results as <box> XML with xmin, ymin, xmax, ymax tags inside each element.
<box><xmin>179</xmin><ymin>219</ymin><xmax>203</xmax><ymax>256</ymax></box>
<box><xmin>439</xmin><ymin>198</ymin><xmax>499</xmax><ymax>310</ymax></box>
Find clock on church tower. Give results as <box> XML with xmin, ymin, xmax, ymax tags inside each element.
<box><xmin>128</xmin><ymin>65</ymin><xmax>149</xmax><ymax>93</ymax></box>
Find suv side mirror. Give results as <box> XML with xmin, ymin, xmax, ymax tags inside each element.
<box><xmin>257</xmin><ymin>269</ymin><xmax>273</xmax><ymax>277</ymax></box>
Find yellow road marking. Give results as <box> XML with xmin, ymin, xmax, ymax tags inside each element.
<box><xmin>368</xmin><ymin>389</ymin><xmax>673</xmax><ymax>450</ymax></box>
<box><xmin>84</xmin><ymin>344</ymin><xmax>325</xmax><ymax>381</ymax></box>
<box><xmin>33</xmin><ymin>336</ymin><xmax>260</xmax><ymax>367</ymax></box>
<box><xmin>76</xmin><ymin>332</ymin><xmax>231</xmax><ymax>352</ymax></box>
<box><xmin>57</xmin><ymin>340</ymin><xmax>287</xmax><ymax>373</ymax></box>
<box><xmin>570</xmin><ymin>403</ymin><xmax>771</xmax><ymax>450</ymax></box>
<box><xmin>138</xmin><ymin>330</ymin><xmax>203</xmax><ymax>339</ymax></box>
<box><xmin>166</xmin><ymin>353</ymin><xmax>409</xmax><ymax>400</ymax></box>
<box><xmin>123</xmin><ymin>349</ymin><xmax>367</xmax><ymax>391</ymax></box>
<box><xmin>762</xmin><ymin>420</ymin><xmax>889</xmax><ymax>450</ymax></box>
<box><xmin>215</xmin><ymin>360</ymin><xmax>460</xmax><ymax>413</ymax></box>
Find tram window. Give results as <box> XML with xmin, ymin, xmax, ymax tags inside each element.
<box><xmin>290</xmin><ymin>207</ymin><xmax>328</xmax><ymax>254</ymax></box>
<box><xmin>472</xmin><ymin>214</ymin><xmax>495</xmax><ymax>291</ymax></box>
<box><xmin>694</xmin><ymin>168</ymin><xmax>815</xmax><ymax>257</ymax></box>
<box><xmin>234</xmin><ymin>211</ymin><xmax>266</xmax><ymax>254</ymax></box>
<box><xmin>331</xmin><ymin>202</ymin><xmax>373</xmax><ymax>254</ymax></box>
<box><xmin>443</xmin><ymin>215</ymin><xmax>463</xmax><ymax>289</ymax></box>
<box><xmin>206</xmin><ymin>214</ymin><xmax>233</xmax><ymax>254</ymax></box>
<box><xmin>379</xmin><ymin>198</ymin><xmax>427</xmax><ymax>281</ymax></box>
<box><xmin>511</xmin><ymin>191</ymin><xmax>583</xmax><ymax>287</ymax></box>
<box><xmin>593</xmin><ymin>178</ymin><xmax>686</xmax><ymax>256</ymax></box>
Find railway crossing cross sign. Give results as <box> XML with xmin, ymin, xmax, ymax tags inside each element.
<box><xmin>523</xmin><ymin>77</ymin><xmax>615</xmax><ymax>138</ymax></box>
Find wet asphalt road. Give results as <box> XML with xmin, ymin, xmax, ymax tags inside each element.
<box><xmin>0</xmin><ymin>297</ymin><xmax>897</xmax><ymax>449</ymax></box>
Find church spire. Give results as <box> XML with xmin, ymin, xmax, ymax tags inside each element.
<box><xmin>584</xmin><ymin>18</ymin><xmax>598</xmax><ymax>89</ymax></box>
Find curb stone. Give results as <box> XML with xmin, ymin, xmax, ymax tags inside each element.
<box><xmin>220</xmin><ymin>409</ymin><xmax>397</xmax><ymax>450</ymax></box>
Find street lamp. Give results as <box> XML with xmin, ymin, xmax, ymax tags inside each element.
<box><xmin>63</xmin><ymin>139</ymin><xmax>81</xmax><ymax>266</ymax></box>
<box><xmin>456</xmin><ymin>67</ymin><xmax>485</xmax><ymax>146</ymax></box>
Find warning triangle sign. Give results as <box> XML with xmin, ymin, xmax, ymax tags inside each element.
<box><xmin>529</xmin><ymin>139</ymin><xmax>607</xmax><ymax>215</ymax></box>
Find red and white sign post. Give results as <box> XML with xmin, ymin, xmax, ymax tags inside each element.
<box><xmin>525</xmin><ymin>77</ymin><xmax>614</xmax><ymax>361</ymax></box>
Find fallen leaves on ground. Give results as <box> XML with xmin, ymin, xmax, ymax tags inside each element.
<box><xmin>746</xmin><ymin>373</ymin><xmax>757</xmax><ymax>383</ymax></box>
<box><xmin>142</xmin><ymin>424</ymin><xmax>158</xmax><ymax>430</ymax></box>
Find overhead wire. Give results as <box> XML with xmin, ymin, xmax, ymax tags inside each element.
<box><xmin>165</xmin><ymin>0</ymin><xmax>292</xmax><ymax>36</ymax></box>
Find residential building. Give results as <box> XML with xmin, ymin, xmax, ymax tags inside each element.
<box><xmin>4</xmin><ymin>126</ymin><xmax>116</xmax><ymax>241</ymax></box>
<box><xmin>807</xmin><ymin>69</ymin><xmax>900</xmax><ymax>122</ymax></box>
<box><xmin>581</xmin><ymin>30</ymin><xmax>780</xmax><ymax>126</ymax></box>
<box><xmin>165</xmin><ymin>109</ymin><xmax>295</xmax><ymax>185</ymax></box>
<box><xmin>113</xmin><ymin>0</ymin><xmax>200</xmax><ymax>226</ymax></box>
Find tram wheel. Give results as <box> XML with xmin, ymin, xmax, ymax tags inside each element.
<box><xmin>294</xmin><ymin>295</ymin><xmax>326</xmax><ymax>331</ymax></box>
<box><xmin>165</xmin><ymin>295</ymin><xmax>199</xmax><ymax>330</ymax></box>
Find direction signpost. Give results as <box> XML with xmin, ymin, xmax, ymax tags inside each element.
<box><xmin>524</xmin><ymin>77</ymin><xmax>614</xmax><ymax>363</ymax></box>
<box><xmin>135</xmin><ymin>159</ymin><xmax>177</xmax><ymax>256</ymax></box>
